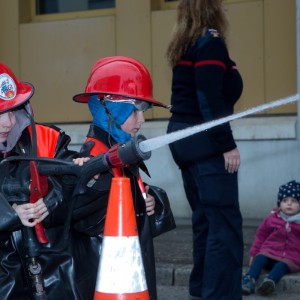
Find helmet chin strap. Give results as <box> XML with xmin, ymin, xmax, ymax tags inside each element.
<box><xmin>24</xmin><ymin>105</ymin><xmax>37</xmax><ymax>157</ymax></box>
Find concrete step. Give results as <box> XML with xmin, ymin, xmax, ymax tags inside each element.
<box><xmin>156</xmin><ymin>263</ymin><xmax>300</xmax><ymax>292</ymax></box>
<box><xmin>153</xmin><ymin>218</ymin><xmax>300</xmax><ymax>296</ymax></box>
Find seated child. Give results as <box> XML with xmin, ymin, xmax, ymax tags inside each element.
<box><xmin>242</xmin><ymin>180</ymin><xmax>300</xmax><ymax>296</ymax></box>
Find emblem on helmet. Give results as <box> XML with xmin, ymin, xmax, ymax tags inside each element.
<box><xmin>0</xmin><ymin>73</ymin><xmax>16</xmax><ymax>100</ymax></box>
<box><xmin>0</xmin><ymin>62</ymin><xmax>34</xmax><ymax>113</ymax></box>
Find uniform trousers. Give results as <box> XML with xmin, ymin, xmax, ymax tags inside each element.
<box><xmin>181</xmin><ymin>165</ymin><xmax>243</xmax><ymax>300</ymax></box>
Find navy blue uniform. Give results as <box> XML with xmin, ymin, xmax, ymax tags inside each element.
<box><xmin>167</xmin><ymin>29</ymin><xmax>244</xmax><ymax>300</ymax></box>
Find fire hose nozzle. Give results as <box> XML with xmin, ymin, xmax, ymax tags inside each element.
<box><xmin>106</xmin><ymin>135</ymin><xmax>151</xmax><ymax>167</ymax></box>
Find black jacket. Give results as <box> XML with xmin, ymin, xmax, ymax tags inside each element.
<box><xmin>0</xmin><ymin>123</ymin><xmax>101</xmax><ymax>300</ymax></box>
<box><xmin>76</xmin><ymin>124</ymin><xmax>157</xmax><ymax>300</ymax></box>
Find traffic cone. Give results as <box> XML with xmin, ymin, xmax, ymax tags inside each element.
<box><xmin>94</xmin><ymin>177</ymin><xmax>150</xmax><ymax>300</ymax></box>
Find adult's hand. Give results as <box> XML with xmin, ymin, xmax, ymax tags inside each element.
<box><xmin>223</xmin><ymin>147</ymin><xmax>240</xmax><ymax>173</ymax></box>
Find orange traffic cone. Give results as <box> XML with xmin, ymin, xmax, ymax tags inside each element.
<box><xmin>94</xmin><ymin>177</ymin><xmax>150</xmax><ymax>300</ymax></box>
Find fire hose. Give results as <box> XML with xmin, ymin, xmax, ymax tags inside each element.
<box><xmin>2</xmin><ymin>134</ymin><xmax>150</xmax><ymax>195</ymax></box>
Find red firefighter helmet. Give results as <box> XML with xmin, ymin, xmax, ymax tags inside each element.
<box><xmin>0</xmin><ymin>62</ymin><xmax>34</xmax><ymax>113</ymax></box>
<box><xmin>73</xmin><ymin>56</ymin><xmax>166</xmax><ymax>107</ymax></box>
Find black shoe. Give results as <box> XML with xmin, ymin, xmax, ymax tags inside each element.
<box><xmin>256</xmin><ymin>278</ymin><xmax>275</xmax><ymax>295</ymax></box>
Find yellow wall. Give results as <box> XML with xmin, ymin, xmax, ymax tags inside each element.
<box><xmin>0</xmin><ymin>0</ymin><xmax>297</xmax><ymax>123</ymax></box>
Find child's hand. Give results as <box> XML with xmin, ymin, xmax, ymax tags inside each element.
<box><xmin>73</xmin><ymin>157</ymin><xmax>99</xmax><ymax>179</ymax></box>
<box><xmin>12</xmin><ymin>198</ymin><xmax>49</xmax><ymax>227</ymax></box>
<box><xmin>144</xmin><ymin>185</ymin><xmax>155</xmax><ymax>216</ymax></box>
<box><xmin>73</xmin><ymin>157</ymin><xmax>90</xmax><ymax>166</ymax></box>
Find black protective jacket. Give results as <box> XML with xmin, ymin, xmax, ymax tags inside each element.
<box><xmin>0</xmin><ymin>123</ymin><xmax>101</xmax><ymax>300</ymax></box>
<box><xmin>75</xmin><ymin>124</ymin><xmax>157</xmax><ymax>300</ymax></box>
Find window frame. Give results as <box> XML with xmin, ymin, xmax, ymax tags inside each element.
<box><xmin>158</xmin><ymin>0</ymin><xmax>255</xmax><ymax>10</ymax></box>
<box><xmin>30</xmin><ymin>0</ymin><xmax>115</xmax><ymax>22</ymax></box>
<box><xmin>29</xmin><ymin>0</ymin><xmax>254</xmax><ymax>21</ymax></box>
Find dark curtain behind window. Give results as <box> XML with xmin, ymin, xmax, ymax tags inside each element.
<box><xmin>36</xmin><ymin>0</ymin><xmax>58</xmax><ymax>15</ymax></box>
<box><xmin>36</xmin><ymin>0</ymin><xmax>115</xmax><ymax>15</ymax></box>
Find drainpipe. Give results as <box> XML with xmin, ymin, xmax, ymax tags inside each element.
<box><xmin>297</xmin><ymin>0</ymin><xmax>300</xmax><ymax>138</ymax></box>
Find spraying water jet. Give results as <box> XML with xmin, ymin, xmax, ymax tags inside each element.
<box><xmin>139</xmin><ymin>94</ymin><xmax>299</xmax><ymax>153</ymax></box>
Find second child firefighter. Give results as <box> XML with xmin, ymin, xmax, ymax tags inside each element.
<box><xmin>72</xmin><ymin>56</ymin><xmax>168</xmax><ymax>300</ymax></box>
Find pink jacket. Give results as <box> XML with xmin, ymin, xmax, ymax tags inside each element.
<box><xmin>250</xmin><ymin>209</ymin><xmax>300</xmax><ymax>272</ymax></box>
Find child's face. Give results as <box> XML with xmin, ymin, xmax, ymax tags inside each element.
<box><xmin>121</xmin><ymin>110</ymin><xmax>145</xmax><ymax>137</ymax></box>
<box><xmin>279</xmin><ymin>197</ymin><xmax>300</xmax><ymax>216</ymax></box>
<box><xmin>0</xmin><ymin>111</ymin><xmax>16</xmax><ymax>143</ymax></box>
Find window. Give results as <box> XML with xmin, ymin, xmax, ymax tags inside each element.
<box><xmin>35</xmin><ymin>0</ymin><xmax>115</xmax><ymax>15</ymax></box>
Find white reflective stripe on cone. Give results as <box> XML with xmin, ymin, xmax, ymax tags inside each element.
<box><xmin>95</xmin><ymin>236</ymin><xmax>148</xmax><ymax>293</ymax></box>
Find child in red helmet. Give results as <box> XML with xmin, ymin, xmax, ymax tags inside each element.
<box><xmin>73</xmin><ymin>56</ymin><xmax>168</xmax><ymax>300</ymax></box>
<box><xmin>0</xmin><ymin>62</ymin><xmax>105</xmax><ymax>300</ymax></box>
<box><xmin>0</xmin><ymin>66</ymin><xmax>51</xmax><ymax>228</ymax></box>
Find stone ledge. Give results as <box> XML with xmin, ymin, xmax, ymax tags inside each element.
<box><xmin>231</xmin><ymin>116</ymin><xmax>297</xmax><ymax>140</ymax></box>
<box><xmin>156</xmin><ymin>263</ymin><xmax>300</xmax><ymax>293</ymax></box>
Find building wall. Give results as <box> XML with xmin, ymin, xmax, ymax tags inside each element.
<box><xmin>0</xmin><ymin>0</ymin><xmax>297</xmax><ymax>123</ymax></box>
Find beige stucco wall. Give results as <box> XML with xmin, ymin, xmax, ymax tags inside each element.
<box><xmin>0</xmin><ymin>0</ymin><xmax>297</xmax><ymax>123</ymax></box>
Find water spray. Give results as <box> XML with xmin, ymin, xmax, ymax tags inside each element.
<box><xmin>139</xmin><ymin>94</ymin><xmax>299</xmax><ymax>153</ymax></box>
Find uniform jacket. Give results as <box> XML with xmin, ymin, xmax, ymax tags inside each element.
<box><xmin>167</xmin><ymin>29</ymin><xmax>243</xmax><ymax>171</ymax></box>
<box><xmin>0</xmin><ymin>121</ymin><xmax>101</xmax><ymax>300</ymax></box>
<box><xmin>250</xmin><ymin>209</ymin><xmax>300</xmax><ymax>272</ymax></box>
<box><xmin>77</xmin><ymin>124</ymin><xmax>157</xmax><ymax>300</ymax></box>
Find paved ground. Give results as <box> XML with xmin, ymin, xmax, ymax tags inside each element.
<box><xmin>154</xmin><ymin>218</ymin><xmax>300</xmax><ymax>300</ymax></box>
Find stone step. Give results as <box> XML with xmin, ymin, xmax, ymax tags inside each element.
<box><xmin>156</xmin><ymin>263</ymin><xmax>300</xmax><ymax>292</ymax></box>
<box><xmin>154</xmin><ymin>218</ymin><xmax>300</xmax><ymax>295</ymax></box>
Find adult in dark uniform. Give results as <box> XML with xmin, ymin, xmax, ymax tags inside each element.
<box><xmin>166</xmin><ymin>1</ymin><xmax>244</xmax><ymax>299</ymax></box>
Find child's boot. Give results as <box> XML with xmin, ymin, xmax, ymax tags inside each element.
<box><xmin>256</xmin><ymin>277</ymin><xmax>275</xmax><ymax>295</ymax></box>
<box><xmin>242</xmin><ymin>274</ymin><xmax>256</xmax><ymax>295</ymax></box>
